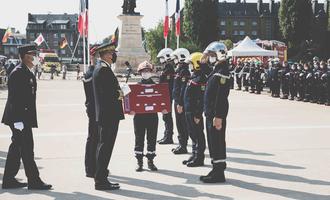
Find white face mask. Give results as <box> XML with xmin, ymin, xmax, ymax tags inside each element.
<box><xmin>174</xmin><ymin>59</ymin><xmax>179</xmax><ymax>64</ymax></box>
<box><xmin>189</xmin><ymin>63</ymin><xmax>194</xmax><ymax>71</ymax></box>
<box><xmin>111</xmin><ymin>64</ymin><xmax>116</xmax><ymax>71</ymax></box>
<box><xmin>32</xmin><ymin>56</ymin><xmax>39</xmax><ymax>66</ymax></box>
<box><xmin>159</xmin><ymin>58</ymin><xmax>165</xmax><ymax>64</ymax></box>
<box><xmin>141</xmin><ymin>72</ymin><xmax>152</xmax><ymax>80</ymax></box>
<box><xmin>209</xmin><ymin>57</ymin><xmax>217</xmax><ymax>64</ymax></box>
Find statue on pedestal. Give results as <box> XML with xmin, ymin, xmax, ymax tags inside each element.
<box><xmin>122</xmin><ymin>0</ymin><xmax>139</xmax><ymax>15</ymax></box>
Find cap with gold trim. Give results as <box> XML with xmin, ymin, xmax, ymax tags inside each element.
<box><xmin>95</xmin><ymin>42</ymin><xmax>117</xmax><ymax>54</ymax></box>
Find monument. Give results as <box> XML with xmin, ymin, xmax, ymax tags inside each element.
<box><xmin>115</xmin><ymin>0</ymin><xmax>150</xmax><ymax>73</ymax></box>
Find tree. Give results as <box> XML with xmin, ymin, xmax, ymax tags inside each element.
<box><xmin>183</xmin><ymin>0</ymin><xmax>219</xmax><ymax>49</ymax></box>
<box><xmin>145</xmin><ymin>21</ymin><xmax>165</xmax><ymax>63</ymax></box>
<box><xmin>279</xmin><ymin>0</ymin><xmax>313</xmax><ymax>55</ymax></box>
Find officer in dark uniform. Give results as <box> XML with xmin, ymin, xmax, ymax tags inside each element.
<box><xmin>304</xmin><ymin>63</ymin><xmax>314</xmax><ymax>102</ymax></box>
<box><xmin>234</xmin><ymin>60</ymin><xmax>243</xmax><ymax>90</ymax></box>
<box><xmin>280</xmin><ymin>61</ymin><xmax>290</xmax><ymax>99</ymax></box>
<box><xmin>157</xmin><ymin>48</ymin><xmax>175</xmax><ymax>144</ymax></box>
<box><xmin>83</xmin><ymin>45</ymin><xmax>99</xmax><ymax>178</ymax></box>
<box><xmin>171</xmin><ymin>48</ymin><xmax>191</xmax><ymax>155</ymax></box>
<box><xmin>318</xmin><ymin>61</ymin><xmax>328</xmax><ymax>104</ymax></box>
<box><xmin>325</xmin><ymin>60</ymin><xmax>330</xmax><ymax>106</ymax></box>
<box><xmin>271</xmin><ymin>60</ymin><xmax>281</xmax><ymax>98</ymax></box>
<box><xmin>249</xmin><ymin>62</ymin><xmax>256</xmax><ymax>93</ymax></box>
<box><xmin>183</xmin><ymin>52</ymin><xmax>207</xmax><ymax>167</ymax></box>
<box><xmin>132</xmin><ymin>61</ymin><xmax>159</xmax><ymax>172</ymax></box>
<box><xmin>242</xmin><ymin>62</ymin><xmax>250</xmax><ymax>92</ymax></box>
<box><xmin>255</xmin><ymin>62</ymin><xmax>264</xmax><ymax>94</ymax></box>
<box><xmin>201</xmin><ymin>42</ymin><xmax>230</xmax><ymax>183</ymax></box>
<box><xmin>228</xmin><ymin>59</ymin><xmax>235</xmax><ymax>89</ymax></box>
<box><xmin>297</xmin><ymin>64</ymin><xmax>306</xmax><ymax>101</ymax></box>
<box><xmin>288</xmin><ymin>63</ymin><xmax>298</xmax><ymax>100</ymax></box>
<box><xmin>93</xmin><ymin>42</ymin><xmax>123</xmax><ymax>190</ymax></box>
<box><xmin>313</xmin><ymin>61</ymin><xmax>322</xmax><ymax>104</ymax></box>
<box><xmin>1</xmin><ymin>44</ymin><xmax>52</xmax><ymax>190</ymax></box>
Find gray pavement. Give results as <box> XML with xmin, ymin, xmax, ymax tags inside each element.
<box><xmin>0</xmin><ymin>78</ymin><xmax>330</xmax><ymax>200</ymax></box>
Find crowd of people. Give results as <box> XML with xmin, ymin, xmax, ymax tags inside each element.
<box><xmin>229</xmin><ymin>57</ymin><xmax>330</xmax><ymax>106</ymax></box>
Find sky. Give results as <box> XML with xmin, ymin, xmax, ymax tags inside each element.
<box><xmin>0</xmin><ymin>0</ymin><xmax>324</xmax><ymax>43</ymax></box>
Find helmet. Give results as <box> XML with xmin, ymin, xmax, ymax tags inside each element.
<box><xmin>137</xmin><ymin>61</ymin><xmax>154</xmax><ymax>73</ymax></box>
<box><xmin>157</xmin><ymin>48</ymin><xmax>173</xmax><ymax>63</ymax></box>
<box><xmin>189</xmin><ymin>52</ymin><xmax>203</xmax><ymax>71</ymax></box>
<box><xmin>171</xmin><ymin>48</ymin><xmax>190</xmax><ymax>63</ymax></box>
<box><xmin>203</xmin><ymin>41</ymin><xmax>227</xmax><ymax>60</ymax></box>
<box><xmin>313</xmin><ymin>56</ymin><xmax>319</xmax><ymax>62</ymax></box>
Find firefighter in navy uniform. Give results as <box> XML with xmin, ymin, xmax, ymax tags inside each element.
<box><xmin>242</xmin><ymin>62</ymin><xmax>250</xmax><ymax>92</ymax></box>
<box><xmin>325</xmin><ymin>60</ymin><xmax>330</xmax><ymax>106</ymax></box>
<box><xmin>280</xmin><ymin>61</ymin><xmax>290</xmax><ymax>99</ymax></box>
<box><xmin>156</xmin><ymin>48</ymin><xmax>175</xmax><ymax>144</ymax></box>
<box><xmin>171</xmin><ymin>48</ymin><xmax>191</xmax><ymax>155</ymax></box>
<box><xmin>288</xmin><ymin>63</ymin><xmax>298</xmax><ymax>100</ymax></box>
<box><xmin>92</xmin><ymin>42</ymin><xmax>123</xmax><ymax>191</ymax></box>
<box><xmin>319</xmin><ymin>61</ymin><xmax>328</xmax><ymax>104</ymax></box>
<box><xmin>297</xmin><ymin>64</ymin><xmax>306</xmax><ymax>101</ymax></box>
<box><xmin>131</xmin><ymin>61</ymin><xmax>159</xmax><ymax>172</ymax></box>
<box><xmin>248</xmin><ymin>62</ymin><xmax>257</xmax><ymax>93</ymax></box>
<box><xmin>235</xmin><ymin>60</ymin><xmax>243</xmax><ymax>90</ymax></box>
<box><xmin>1</xmin><ymin>44</ymin><xmax>52</xmax><ymax>190</ymax></box>
<box><xmin>183</xmin><ymin>52</ymin><xmax>207</xmax><ymax>167</ymax></box>
<box><xmin>201</xmin><ymin>42</ymin><xmax>230</xmax><ymax>183</ymax></box>
<box><xmin>271</xmin><ymin>59</ymin><xmax>281</xmax><ymax>98</ymax></box>
<box><xmin>83</xmin><ymin>45</ymin><xmax>99</xmax><ymax>178</ymax></box>
<box><xmin>304</xmin><ymin>63</ymin><xmax>314</xmax><ymax>102</ymax></box>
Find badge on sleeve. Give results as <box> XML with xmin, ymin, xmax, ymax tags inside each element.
<box><xmin>182</xmin><ymin>77</ymin><xmax>186</xmax><ymax>82</ymax></box>
<box><xmin>220</xmin><ymin>77</ymin><xmax>226</xmax><ymax>85</ymax></box>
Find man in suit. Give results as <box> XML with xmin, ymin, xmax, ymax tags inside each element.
<box><xmin>93</xmin><ymin>42</ymin><xmax>124</xmax><ymax>190</ymax></box>
<box><xmin>1</xmin><ymin>44</ymin><xmax>52</xmax><ymax>190</ymax></box>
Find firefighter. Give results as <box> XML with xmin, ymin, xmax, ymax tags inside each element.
<box><xmin>183</xmin><ymin>52</ymin><xmax>207</xmax><ymax>167</ymax></box>
<box><xmin>156</xmin><ymin>48</ymin><xmax>175</xmax><ymax>145</ymax></box>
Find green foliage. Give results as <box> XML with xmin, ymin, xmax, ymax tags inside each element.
<box><xmin>145</xmin><ymin>22</ymin><xmax>165</xmax><ymax>64</ymax></box>
<box><xmin>220</xmin><ymin>39</ymin><xmax>233</xmax><ymax>50</ymax></box>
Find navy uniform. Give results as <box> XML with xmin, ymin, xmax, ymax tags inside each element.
<box><xmin>242</xmin><ymin>63</ymin><xmax>250</xmax><ymax>91</ymax></box>
<box><xmin>235</xmin><ymin>63</ymin><xmax>243</xmax><ymax>90</ymax></box>
<box><xmin>304</xmin><ymin>67</ymin><xmax>314</xmax><ymax>102</ymax></box>
<box><xmin>255</xmin><ymin>64</ymin><xmax>264</xmax><ymax>94</ymax></box>
<box><xmin>280</xmin><ymin>63</ymin><xmax>290</xmax><ymax>99</ymax></box>
<box><xmin>249</xmin><ymin>63</ymin><xmax>256</xmax><ymax>93</ymax></box>
<box><xmin>133</xmin><ymin>63</ymin><xmax>159</xmax><ymax>172</ymax></box>
<box><xmin>1</xmin><ymin>44</ymin><xmax>52</xmax><ymax>190</ymax></box>
<box><xmin>297</xmin><ymin>65</ymin><xmax>307</xmax><ymax>101</ymax></box>
<box><xmin>202</xmin><ymin>59</ymin><xmax>230</xmax><ymax>183</ymax></box>
<box><xmin>271</xmin><ymin>63</ymin><xmax>281</xmax><ymax>97</ymax></box>
<box><xmin>325</xmin><ymin>65</ymin><xmax>330</xmax><ymax>106</ymax></box>
<box><xmin>172</xmin><ymin>62</ymin><xmax>190</xmax><ymax>154</ymax></box>
<box><xmin>318</xmin><ymin>63</ymin><xmax>328</xmax><ymax>104</ymax></box>
<box><xmin>158</xmin><ymin>62</ymin><xmax>175</xmax><ymax>144</ymax></box>
<box><xmin>83</xmin><ymin>45</ymin><xmax>99</xmax><ymax>178</ymax></box>
<box><xmin>93</xmin><ymin>43</ymin><xmax>123</xmax><ymax>190</ymax></box>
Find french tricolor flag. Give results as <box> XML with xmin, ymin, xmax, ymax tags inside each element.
<box><xmin>164</xmin><ymin>0</ymin><xmax>169</xmax><ymax>39</ymax></box>
<box><xmin>175</xmin><ymin>0</ymin><xmax>181</xmax><ymax>37</ymax></box>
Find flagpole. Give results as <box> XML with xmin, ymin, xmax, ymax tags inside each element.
<box><xmin>70</xmin><ymin>35</ymin><xmax>81</xmax><ymax>64</ymax></box>
<box><xmin>86</xmin><ymin>9</ymin><xmax>90</xmax><ymax>73</ymax></box>
<box><xmin>165</xmin><ymin>37</ymin><xmax>168</xmax><ymax>48</ymax></box>
<box><xmin>177</xmin><ymin>35</ymin><xmax>179</xmax><ymax>49</ymax></box>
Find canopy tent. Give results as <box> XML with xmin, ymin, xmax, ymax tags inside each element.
<box><xmin>228</xmin><ymin>36</ymin><xmax>278</xmax><ymax>57</ymax></box>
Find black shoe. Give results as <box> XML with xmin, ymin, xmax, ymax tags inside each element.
<box><xmin>2</xmin><ymin>179</ymin><xmax>28</xmax><ymax>189</ymax></box>
<box><xmin>148</xmin><ymin>160</ymin><xmax>158</xmax><ymax>171</ymax></box>
<box><xmin>182</xmin><ymin>155</ymin><xmax>195</xmax><ymax>165</ymax></box>
<box><xmin>289</xmin><ymin>97</ymin><xmax>294</xmax><ymax>101</ymax></box>
<box><xmin>86</xmin><ymin>173</ymin><xmax>94</xmax><ymax>178</ymax></box>
<box><xmin>325</xmin><ymin>102</ymin><xmax>330</xmax><ymax>106</ymax></box>
<box><xmin>158</xmin><ymin>137</ymin><xmax>174</xmax><ymax>145</ymax></box>
<box><xmin>136</xmin><ymin>158</ymin><xmax>143</xmax><ymax>172</ymax></box>
<box><xmin>187</xmin><ymin>158</ymin><xmax>204</xmax><ymax>167</ymax></box>
<box><xmin>281</xmin><ymin>95</ymin><xmax>288</xmax><ymax>99</ymax></box>
<box><xmin>95</xmin><ymin>181</ymin><xmax>120</xmax><ymax>190</ymax></box>
<box><xmin>202</xmin><ymin>170</ymin><xmax>226</xmax><ymax>183</ymax></box>
<box><xmin>172</xmin><ymin>146</ymin><xmax>188</xmax><ymax>155</ymax></box>
<box><xmin>200</xmin><ymin>168</ymin><xmax>216</xmax><ymax>181</ymax></box>
<box><xmin>28</xmin><ymin>178</ymin><xmax>52</xmax><ymax>190</ymax></box>
<box><xmin>303</xmin><ymin>98</ymin><xmax>310</xmax><ymax>102</ymax></box>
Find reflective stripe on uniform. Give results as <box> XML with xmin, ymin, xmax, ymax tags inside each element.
<box><xmin>134</xmin><ymin>151</ymin><xmax>144</xmax><ymax>155</ymax></box>
<box><xmin>213</xmin><ymin>159</ymin><xmax>226</xmax><ymax>163</ymax></box>
<box><xmin>146</xmin><ymin>151</ymin><xmax>156</xmax><ymax>155</ymax></box>
<box><xmin>214</xmin><ymin>73</ymin><xmax>230</xmax><ymax>79</ymax></box>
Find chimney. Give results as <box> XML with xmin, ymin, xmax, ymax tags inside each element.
<box><xmin>257</xmin><ymin>0</ymin><xmax>263</xmax><ymax>14</ymax></box>
<box><xmin>312</xmin><ymin>0</ymin><xmax>318</xmax><ymax>15</ymax></box>
<box><xmin>269</xmin><ymin>0</ymin><xmax>275</xmax><ymax>14</ymax></box>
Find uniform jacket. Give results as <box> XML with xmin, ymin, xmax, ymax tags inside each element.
<box><xmin>172</xmin><ymin>63</ymin><xmax>191</xmax><ymax>106</ymax></box>
<box><xmin>83</xmin><ymin>65</ymin><xmax>96</xmax><ymax>119</ymax></box>
<box><xmin>159</xmin><ymin>62</ymin><xmax>175</xmax><ymax>101</ymax></box>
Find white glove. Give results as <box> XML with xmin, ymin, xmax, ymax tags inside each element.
<box><xmin>14</xmin><ymin>122</ymin><xmax>24</xmax><ymax>131</ymax></box>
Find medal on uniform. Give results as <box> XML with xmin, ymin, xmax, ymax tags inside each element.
<box><xmin>220</xmin><ymin>77</ymin><xmax>226</xmax><ymax>85</ymax></box>
<box><xmin>167</xmin><ymin>75</ymin><xmax>170</xmax><ymax>80</ymax></box>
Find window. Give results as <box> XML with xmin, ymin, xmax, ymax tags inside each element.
<box><xmin>61</xmin><ymin>50</ymin><xmax>66</xmax><ymax>55</ymax></box>
<box><xmin>252</xmin><ymin>31</ymin><xmax>257</xmax><ymax>36</ymax></box>
<box><xmin>252</xmin><ymin>21</ymin><xmax>258</xmax><ymax>26</ymax></box>
<box><xmin>60</xmin><ymin>25</ymin><xmax>67</xmax><ymax>29</ymax></box>
<box><xmin>240</xmin><ymin>21</ymin><xmax>245</xmax><ymax>26</ymax></box>
<box><xmin>233</xmin><ymin>21</ymin><xmax>238</xmax><ymax>26</ymax></box>
<box><xmin>221</xmin><ymin>30</ymin><xmax>226</xmax><ymax>36</ymax></box>
<box><xmin>61</xmin><ymin>33</ymin><xmax>66</xmax><ymax>38</ymax></box>
<box><xmin>53</xmin><ymin>33</ymin><xmax>58</xmax><ymax>39</ymax></box>
<box><xmin>239</xmin><ymin>31</ymin><xmax>245</xmax><ymax>36</ymax></box>
<box><xmin>233</xmin><ymin>30</ymin><xmax>238</xmax><ymax>35</ymax></box>
<box><xmin>29</xmin><ymin>33</ymin><xmax>35</xmax><ymax>39</ymax></box>
<box><xmin>53</xmin><ymin>41</ymin><xmax>58</xmax><ymax>46</ymax></box>
<box><xmin>220</xmin><ymin>20</ymin><xmax>226</xmax><ymax>26</ymax></box>
<box><xmin>8</xmin><ymin>38</ymin><xmax>13</xmax><ymax>44</ymax></box>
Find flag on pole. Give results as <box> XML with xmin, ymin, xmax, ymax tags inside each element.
<box><xmin>59</xmin><ymin>37</ymin><xmax>68</xmax><ymax>49</ymax></box>
<box><xmin>111</xmin><ymin>27</ymin><xmax>119</xmax><ymax>45</ymax></box>
<box><xmin>34</xmin><ymin>33</ymin><xmax>45</xmax><ymax>46</ymax></box>
<box><xmin>164</xmin><ymin>0</ymin><xmax>169</xmax><ymax>39</ymax></box>
<box><xmin>2</xmin><ymin>28</ymin><xmax>12</xmax><ymax>43</ymax></box>
<box><xmin>175</xmin><ymin>0</ymin><xmax>181</xmax><ymax>37</ymax></box>
<box><xmin>78</xmin><ymin>0</ymin><xmax>88</xmax><ymax>37</ymax></box>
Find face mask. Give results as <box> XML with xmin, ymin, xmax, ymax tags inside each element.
<box><xmin>314</xmin><ymin>65</ymin><xmax>319</xmax><ymax>69</ymax></box>
<box><xmin>141</xmin><ymin>72</ymin><xmax>152</xmax><ymax>80</ymax></box>
<box><xmin>111</xmin><ymin>64</ymin><xmax>116</xmax><ymax>71</ymax></box>
<box><xmin>304</xmin><ymin>67</ymin><xmax>308</xmax><ymax>71</ymax></box>
<box><xmin>111</xmin><ymin>53</ymin><xmax>117</xmax><ymax>63</ymax></box>
<box><xmin>174</xmin><ymin>59</ymin><xmax>179</xmax><ymax>64</ymax></box>
<box><xmin>297</xmin><ymin>66</ymin><xmax>301</xmax><ymax>70</ymax></box>
<box><xmin>209</xmin><ymin>57</ymin><xmax>217</xmax><ymax>64</ymax></box>
<box><xmin>159</xmin><ymin>58</ymin><xmax>165</xmax><ymax>64</ymax></box>
<box><xmin>32</xmin><ymin>56</ymin><xmax>39</xmax><ymax>66</ymax></box>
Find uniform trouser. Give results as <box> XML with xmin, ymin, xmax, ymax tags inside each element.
<box><xmin>3</xmin><ymin>126</ymin><xmax>39</xmax><ymax>182</ymax></box>
<box><xmin>250</xmin><ymin>78</ymin><xmax>256</xmax><ymax>91</ymax></box>
<box><xmin>85</xmin><ymin>117</ymin><xmax>99</xmax><ymax>175</ymax></box>
<box><xmin>174</xmin><ymin>103</ymin><xmax>188</xmax><ymax>147</ymax></box>
<box><xmin>243</xmin><ymin>76</ymin><xmax>249</xmax><ymax>90</ymax></box>
<box><xmin>312</xmin><ymin>83</ymin><xmax>320</xmax><ymax>102</ymax></box>
<box><xmin>162</xmin><ymin>103</ymin><xmax>174</xmax><ymax>138</ymax></box>
<box><xmin>205</xmin><ymin>117</ymin><xmax>227</xmax><ymax>168</ymax></box>
<box><xmin>327</xmin><ymin>81</ymin><xmax>330</xmax><ymax>103</ymax></box>
<box><xmin>185</xmin><ymin>112</ymin><xmax>206</xmax><ymax>157</ymax></box>
<box><xmin>229</xmin><ymin>77</ymin><xmax>234</xmax><ymax>89</ymax></box>
<box><xmin>133</xmin><ymin>113</ymin><xmax>158</xmax><ymax>159</ymax></box>
<box><xmin>289</xmin><ymin>83</ymin><xmax>297</xmax><ymax>98</ymax></box>
<box><xmin>319</xmin><ymin>83</ymin><xmax>327</xmax><ymax>103</ymax></box>
<box><xmin>281</xmin><ymin>80</ymin><xmax>289</xmax><ymax>96</ymax></box>
<box><xmin>256</xmin><ymin>79</ymin><xmax>263</xmax><ymax>93</ymax></box>
<box><xmin>273</xmin><ymin>81</ymin><xmax>281</xmax><ymax>96</ymax></box>
<box><xmin>297</xmin><ymin>84</ymin><xmax>305</xmax><ymax>99</ymax></box>
<box><xmin>95</xmin><ymin>120</ymin><xmax>119</xmax><ymax>183</ymax></box>
<box><xmin>236</xmin><ymin>76</ymin><xmax>242</xmax><ymax>88</ymax></box>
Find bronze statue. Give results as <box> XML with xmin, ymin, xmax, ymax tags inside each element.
<box><xmin>122</xmin><ymin>0</ymin><xmax>139</xmax><ymax>15</ymax></box>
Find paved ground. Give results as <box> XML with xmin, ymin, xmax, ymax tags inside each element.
<box><xmin>0</xmin><ymin>74</ymin><xmax>330</xmax><ymax>200</ymax></box>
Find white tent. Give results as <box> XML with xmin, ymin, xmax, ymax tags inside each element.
<box><xmin>228</xmin><ymin>36</ymin><xmax>278</xmax><ymax>57</ymax></box>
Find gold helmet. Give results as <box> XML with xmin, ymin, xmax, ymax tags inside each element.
<box><xmin>189</xmin><ymin>52</ymin><xmax>203</xmax><ymax>71</ymax></box>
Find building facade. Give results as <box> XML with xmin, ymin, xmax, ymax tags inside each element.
<box><xmin>1</xmin><ymin>28</ymin><xmax>27</xmax><ymax>59</ymax></box>
<box><xmin>26</xmin><ymin>13</ymin><xmax>83</xmax><ymax>63</ymax></box>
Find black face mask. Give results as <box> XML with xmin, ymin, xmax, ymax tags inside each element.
<box><xmin>200</xmin><ymin>62</ymin><xmax>212</xmax><ymax>75</ymax></box>
<box><xmin>111</xmin><ymin>52</ymin><xmax>117</xmax><ymax>63</ymax></box>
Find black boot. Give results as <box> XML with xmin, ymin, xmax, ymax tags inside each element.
<box><xmin>172</xmin><ymin>146</ymin><xmax>188</xmax><ymax>155</ymax></box>
<box><xmin>158</xmin><ymin>135</ymin><xmax>174</xmax><ymax>145</ymax></box>
<box><xmin>182</xmin><ymin>154</ymin><xmax>195</xmax><ymax>165</ymax></box>
<box><xmin>95</xmin><ymin>180</ymin><xmax>120</xmax><ymax>190</ymax></box>
<box><xmin>28</xmin><ymin>177</ymin><xmax>52</xmax><ymax>190</ymax></box>
<box><xmin>201</xmin><ymin>162</ymin><xmax>226</xmax><ymax>183</ymax></box>
<box><xmin>135</xmin><ymin>155</ymin><xmax>144</xmax><ymax>172</ymax></box>
<box><xmin>147</xmin><ymin>159</ymin><xmax>158</xmax><ymax>171</ymax></box>
<box><xmin>187</xmin><ymin>155</ymin><xmax>205</xmax><ymax>167</ymax></box>
<box><xmin>2</xmin><ymin>178</ymin><xmax>28</xmax><ymax>189</ymax></box>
